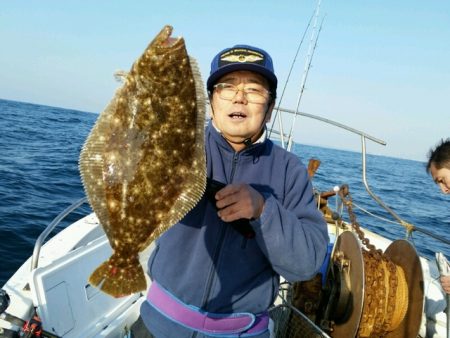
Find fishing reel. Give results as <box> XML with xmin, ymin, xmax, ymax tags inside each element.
<box><xmin>0</xmin><ymin>288</ymin><xmax>23</xmax><ymax>338</ymax></box>
<box><xmin>0</xmin><ymin>289</ymin><xmax>57</xmax><ymax>338</ymax></box>
<box><xmin>0</xmin><ymin>289</ymin><xmax>10</xmax><ymax>315</ymax></box>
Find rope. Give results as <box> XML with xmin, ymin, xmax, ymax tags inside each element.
<box><xmin>351</xmin><ymin>201</ymin><xmax>419</xmax><ymax>239</ymax></box>
<box><xmin>400</xmin><ymin>220</ymin><xmax>416</xmax><ymax>236</ymax></box>
<box><xmin>352</xmin><ymin>200</ymin><xmax>450</xmax><ymax>245</ymax></box>
<box><xmin>352</xmin><ymin>202</ymin><xmax>400</xmax><ymax>225</ymax></box>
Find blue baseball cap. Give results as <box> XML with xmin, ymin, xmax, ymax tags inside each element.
<box><xmin>206</xmin><ymin>44</ymin><xmax>278</xmax><ymax>98</ymax></box>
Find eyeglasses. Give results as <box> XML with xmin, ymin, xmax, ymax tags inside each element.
<box><xmin>213</xmin><ymin>83</ymin><xmax>271</xmax><ymax>104</ymax></box>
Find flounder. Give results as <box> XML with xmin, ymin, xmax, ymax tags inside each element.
<box><xmin>79</xmin><ymin>25</ymin><xmax>206</xmax><ymax>297</ymax></box>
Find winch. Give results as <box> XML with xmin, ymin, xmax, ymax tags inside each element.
<box><xmin>291</xmin><ymin>187</ymin><xmax>425</xmax><ymax>338</ymax></box>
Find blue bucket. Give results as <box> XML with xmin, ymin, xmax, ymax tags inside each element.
<box><xmin>318</xmin><ymin>242</ymin><xmax>334</xmax><ymax>285</ymax></box>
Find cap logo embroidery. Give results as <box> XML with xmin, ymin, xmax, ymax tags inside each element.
<box><xmin>219</xmin><ymin>48</ymin><xmax>265</xmax><ymax>66</ymax></box>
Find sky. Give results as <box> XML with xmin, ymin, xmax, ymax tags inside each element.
<box><xmin>1</xmin><ymin>0</ymin><xmax>449</xmax><ymax>161</ymax></box>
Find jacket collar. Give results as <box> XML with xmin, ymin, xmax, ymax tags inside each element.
<box><xmin>207</xmin><ymin>120</ymin><xmax>268</xmax><ymax>154</ymax></box>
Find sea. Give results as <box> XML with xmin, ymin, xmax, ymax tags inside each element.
<box><xmin>0</xmin><ymin>98</ymin><xmax>449</xmax><ymax>287</ymax></box>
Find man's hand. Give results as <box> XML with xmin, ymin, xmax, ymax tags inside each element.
<box><xmin>441</xmin><ymin>275</ymin><xmax>450</xmax><ymax>294</ymax></box>
<box><xmin>215</xmin><ymin>183</ymin><xmax>265</xmax><ymax>222</ymax></box>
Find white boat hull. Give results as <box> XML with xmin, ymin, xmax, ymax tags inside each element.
<box><xmin>1</xmin><ymin>212</ymin><xmax>447</xmax><ymax>337</ymax></box>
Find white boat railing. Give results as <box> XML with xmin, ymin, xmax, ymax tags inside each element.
<box><xmin>30</xmin><ymin>197</ymin><xmax>89</xmax><ymax>270</ymax></box>
<box><xmin>273</xmin><ymin>106</ymin><xmax>450</xmax><ymax>246</ymax></box>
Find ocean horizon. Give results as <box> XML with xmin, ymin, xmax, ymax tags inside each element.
<box><xmin>0</xmin><ymin>98</ymin><xmax>448</xmax><ymax>286</ymax></box>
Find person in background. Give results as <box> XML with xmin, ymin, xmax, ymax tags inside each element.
<box><xmin>136</xmin><ymin>44</ymin><xmax>329</xmax><ymax>337</ymax></box>
<box><xmin>426</xmin><ymin>138</ymin><xmax>450</xmax><ymax>294</ymax></box>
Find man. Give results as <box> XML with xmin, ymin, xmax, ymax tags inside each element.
<box><xmin>427</xmin><ymin>138</ymin><xmax>450</xmax><ymax>196</ymax></box>
<box><xmin>139</xmin><ymin>44</ymin><xmax>329</xmax><ymax>337</ymax></box>
<box><xmin>427</xmin><ymin>138</ymin><xmax>450</xmax><ymax>294</ymax></box>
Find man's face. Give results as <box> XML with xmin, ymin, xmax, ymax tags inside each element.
<box><xmin>430</xmin><ymin>163</ymin><xmax>450</xmax><ymax>194</ymax></box>
<box><xmin>210</xmin><ymin>70</ymin><xmax>273</xmax><ymax>151</ymax></box>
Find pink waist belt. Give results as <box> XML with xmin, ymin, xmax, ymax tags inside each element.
<box><xmin>146</xmin><ymin>281</ymin><xmax>269</xmax><ymax>336</ymax></box>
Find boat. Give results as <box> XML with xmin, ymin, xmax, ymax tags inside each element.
<box><xmin>0</xmin><ymin>104</ymin><xmax>449</xmax><ymax>338</ymax></box>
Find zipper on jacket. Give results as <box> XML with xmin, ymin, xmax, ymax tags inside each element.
<box><xmin>200</xmin><ymin>152</ymin><xmax>239</xmax><ymax>312</ymax></box>
<box><xmin>229</xmin><ymin>152</ymin><xmax>239</xmax><ymax>182</ymax></box>
<box><xmin>195</xmin><ymin>151</ymin><xmax>248</xmax><ymax>338</ymax></box>
<box><xmin>230</xmin><ymin>152</ymin><xmax>250</xmax><ymax>249</ymax></box>
<box><xmin>193</xmin><ymin>223</ymin><xmax>228</xmax><ymax>338</ymax></box>
<box><xmin>200</xmin><ymin>221</ymin><xmax>228</xmax><ymax>309</ymax></box>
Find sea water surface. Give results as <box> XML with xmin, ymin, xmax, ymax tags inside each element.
<box><xmin>0</xmin><ymin>98</ymin><xmax>449</xmax><ymax>286</ymax></box>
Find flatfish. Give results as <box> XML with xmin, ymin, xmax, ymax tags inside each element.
<box><xmin>79</xmin><ymin>25</ymin><xmax>206</xmax><ymax>297</ymax></box>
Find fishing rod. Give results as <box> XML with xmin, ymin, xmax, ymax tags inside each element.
<box><xmin>287</xmin><ymin>9</ymin><xmax>325</xmax><ymax>152</ymax></box>
<box><xmin>268</xmin><ymin>9</ymin><xmax>316</xmax><ymax>147</ymax></box>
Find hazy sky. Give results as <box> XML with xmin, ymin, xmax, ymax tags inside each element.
<box><xmin>1</xmin><ymin>1</ymin><xmax>449</xmax><ymax>161</ymax></box>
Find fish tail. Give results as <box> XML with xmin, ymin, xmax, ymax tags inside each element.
<box><xmin>89</xmin><ymin>253</ymin><xmax>147</xmax><ymax>298</ymax></box>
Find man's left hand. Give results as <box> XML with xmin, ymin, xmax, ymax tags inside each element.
<box><xmin>215</xmin><ymin>184</ymin><xmax>265</xmax><ymax>222</ymax></box>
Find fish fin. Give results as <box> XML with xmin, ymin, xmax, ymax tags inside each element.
<box><xmin>140</xmin><ymin>56</ymin><xmax>207</xmax><ymax>250</ymax></box>
<box><xmin>88</xmin><ymin>252</ymin><xmax>146</xmax><ymax>298</ymax></box>
<box><xmin>78</xmin><ymin>95</ymin><xmax>122</xmax><ymax>239</ymax></box>
<box><xmin>113</xmin><ymin>70</ymin><xmax>128</xmax><ymax>83</ymax></box>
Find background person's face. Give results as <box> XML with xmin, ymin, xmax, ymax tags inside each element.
<box><xmin>430</xmin><ymin>163</ymin><xmax>450</xmax><ymax>194</ymax></box>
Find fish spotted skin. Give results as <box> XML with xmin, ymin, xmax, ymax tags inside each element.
<box><xmin>79</xmin><ymin>25</ymin><xmax>206</xmax><ymax>297</ymax></box>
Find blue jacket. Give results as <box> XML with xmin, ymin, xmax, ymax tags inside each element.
<box><xmin>141</xmin><ymin>121</ymin><xmax>329</xmax><ymax>337</ymax></box>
